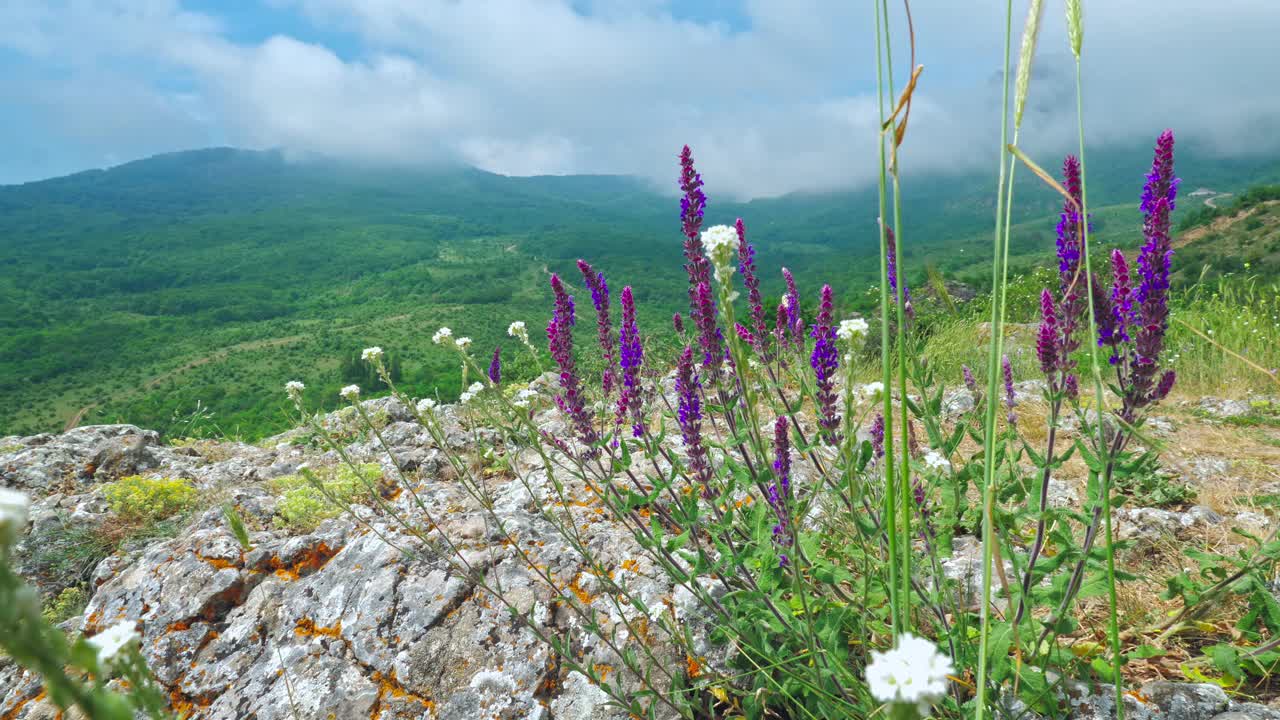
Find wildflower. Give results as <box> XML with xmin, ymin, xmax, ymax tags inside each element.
<box><xmin>488</xmin><ymin>346</ymin><xmax>502</xmax><ymax>385</ymax></box>
<box><xmin>679</xmin><ymin>148</ymin><xmax>716</xmax><ymax>355</ymax></box>
<box><xmin>672</xmin><ymin>312</ymin><xmax>684</xmax><ymax>334</ymax></box>
<box><xmin>513</xmin><ymin>388</ymin><xmax>539</xmax><ymax>409</ymax></box>
<box><xmin>547</xmin><ymin>274</ymin><xmax>597</xmax><ymax>450</ymax></box>
<box><xmin>284</xmin><ymin>380</ymin><xmax>305</xmax><ymax>399</ymax></box>
<box><xmin>87</xmin><ymin>621</ymin><xmax>140</xmax><ymax>667</ymax></box>
<box><xmin>1002</xmin><ymin>355</ymin><xmax>1017</xmax><ymax>425</ymax></box>
<box><xmin>781</xmin><ymin>268</ymin><xmax>804</xmax><ymax>349</ymax></box>
<box><xmin>702</xmin><ymin>224</ymin><xmax>738</xmax><ymax>287</ymax></box>
<box><xmin>810</xmin><ymin>285</ymin><xmax>841</xmax><ymax>444</ymax></box>
<box><xmin>693</xmin><ymin>281</ymin><xmax>722</xmax><ymax>372</ymax></box>
<box><xmin>339</xmin><ymin>385</ymin><xmax>360</xmax><ymax>401</ymax></box>
<box><xmin>455</xmin><ymin>337</ymin><xmax>472</xmax><ymax>351</ymax></box>
<box><xmin>0</xmin><ymin>488</ymin><xmax>30</xmax><ymax>543</ymax></box>
<box><xmin>416</xmin><ymin>398</ymin><xmax>437</xmax><ymax>414</ymax></box>
<box><xmin>361</xmin><ymin>346</ymin><xmax>383</xmax><ymax>363</ymax></box>
<box><xmin>1064</xmin><ymin>374</ymin><xmax>1079</xmax><ymax>399</ymax></box>
<box><xmin>507</xmin><ymin>321</ymin><xmax>528</xmax><ymax>343</ymax></box>
<box><xmin>675</xmin><ymin>347</ymin><xmax>713</xmax><ymax>497</ymax></box>
<box><xmin>837</xmin><ymin>317</ymin><xmax>870</xmax><ymax>343</ymax></box>
<box><xmin>869</xmin><ymin>413</ymin><xmax>885</xmax><ymax>457</ymax></box>
<box><xmin>432</xmin><ymin>327</ymin><xmax>453</xmax><ymax>345</ymax></box>
<box><xmin>1036</xmin><ymin>289</ymin><xmax>1059</xmax><ymax>374</ymax></box>
<box><xmin>617</xmin><ymin>286</ymin><xmax>645</xmax><ymax>436</ymax></box>
<box><xmin>737</xmin><ymin>219</ymin><xmax>770</xmax><ymax>358</ymax></box>
<box><xmin>862</xmin><ymin>382</ymin><xmax>886</xmax><ymax>401</ymax></box>
<box><xmin>923</xmin><ymin>450</ymin><xmax>949</xmax><ymax>472</ymax></box>
<box><xmin>962</xmin><ymin>365</ymin><xmax>978</xmax><ymax>394</ymax></box>
<box><xmin>768</xmin><ymin>417</ymin><xmax>793</xmax><ymax>565</ymax></box>
<box><xmin>865</xmin><ymin>633</ymin><xmax>954</xmax><ymax>717</ymax></box>
<box><xmin>883</xmin><ymin>224</ymin><xmax>914</xmax><ymax>320</ymax></box>
<box><xmin>468</xmin><ymin>381</ymin><xmax>484</xmax><ymax>394</ymax></box>
<box><xmin>577</xmin><ymin>260</ymin><xmax>617</xmax><ymax>395</ymax></box>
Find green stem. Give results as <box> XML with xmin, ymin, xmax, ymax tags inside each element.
<box><xmin>1071</xmin><ymin>57</ymin><xmax>1125</xmax><ymax>718</ymax></box>
<box><xmin>975</xmin><ymin>1</ymin><xmax>1015</xmax><ymax>717</ymax></box>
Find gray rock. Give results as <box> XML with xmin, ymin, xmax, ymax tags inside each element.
<box><xmin>1215</xmin><ymin>702</ymin><xmax>1280</xmax><ymax>719</ymax></box>
<box><xmin>942</xmin><ymin>388</ymin><xmax>977</xmax><ymax>416</ymax></box>
<box><xmin>1140</xmin><ymin>681</ymin><xmax>1229</xmax><ymax>720</ymax></box>
<box><xmin>1198</xmin><ymin>397</ymin><xmax>1252</xmax><ymax>419</ymax></box>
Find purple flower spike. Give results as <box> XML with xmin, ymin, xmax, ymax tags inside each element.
<box><xmin>768</xmin><ymin>416</ymin><xmax>793</xmax><ymax>565</ymax></box>
<box><xmin>809</xmin><ymin>285</ymin><xmax>841</xmax><ymax>444</ymax></box>
<box><xmin>679</xmin><ymin>146</ymin><xmax>707</xmax><ymax>245</ymax></box>
<box><xmin>1064</xmin><ymin>374</ymin><xmax>1079</xmax><ymax>399</ymax></box>
<box><xmin>488</xmin><ymin>346</ymin><xmax>501</xmax><ymax>385</ymax></box>
<box><xmin>962</xmin><ymin>365</ymin><xmax>978</xmax><ymax>394</ymax></box>
<box><xmin>617</xmin><ymin>286</ymin><xmax>645</xmax><ymax>437</ymax></box>
<box><xmin>577</xmin><ymin>260</ymin><xmax>616</xmax><ymax>396</ymax></box>
<box><xmin>1109</xmin><ymin>249</ymin><xmax>1135</xmax><ymax>350</ymax></box>
<box><xmin>1002</xmin><ymin>354</ymin><xmax>1017</xmax><ymax>425</ymax></box>
<box><xmin>1129</xmin><ymin>131</ymin><xmax>1178</xmax><ymax>406</ymax></box>
<box><xmin>675</xmin><ymin>346</ymin><xmax>714</xmax><ymax>497</ymax></box>
<box><xmin>884</xmin><ymin>225</ymin><xmax>914</xmax><ymax>320</ymax></box>
<box><xmin>547</xmin><ymin>274</ymin><xmax>597</xmax><ymax>452</ymax></box>
<box><xmin>694</xmin><ymin>281</ymin><xmax>721</xmax><ymax>372</ymax></box>
<box><xmin>1037</xmin><ymin>289</ymin><xmax>1059</xmax><ymax>375</ymax></box>
<box><xmin>734</xmin><ymin>322</ymin><xmax>756</xmax><ymax>347</ymax></box>
<box><xmin>869</xmin><ymin>413</ymin><xmax>885</xmax><ymax>458</ymax></box>
<box><xmin>673</xmin><ymin>312</ymin><xmax>684</xmax><ymax>334</ymax></box>
<box><xmin>781</xmin><ymin>268</ymin><xmax>804</xmax><ymax>350</ymax></box>
<box><xmin>736</xmin><ymin>219</ymin><xmax>770</xmax><ymax>359</ymax></box>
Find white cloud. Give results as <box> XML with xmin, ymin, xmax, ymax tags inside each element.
<box><xmin>1</xmin><ymin>0</ymin><xmax>1278</xmax><ymax>195</ymax></box>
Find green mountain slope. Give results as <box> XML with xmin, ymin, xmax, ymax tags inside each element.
<box><xmin>2</xmin><ymin>141</ymin><xmax>1277</xmax><ymax>437</ymax></box>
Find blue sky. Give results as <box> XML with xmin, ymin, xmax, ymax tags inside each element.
<box><xmin>2</xmin><ymin>1</ymin><xmax>1278</xmax><ymax>197</ymax></box>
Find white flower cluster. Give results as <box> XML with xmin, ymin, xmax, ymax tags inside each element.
<box><xmin>361</xmin><ymin>346</ymin><xmax>383</xmax><ymax>362</ymax></box>
<box><xmin>923</xmin><ymin>450</ymin><xmax>949</xmax><ymax>472</ymax></box>
<box><xmin>416</xmin><ymin>398</ymin><xmax>437</xmax><ymax>414</ymax></box>
<box><xmin>837</xmin><ymin>318</ymin><xmax>870</xmax><ymax>343</ymax></box>
<box><xmin>508</xmin><ymin>321</ymin><xmax>528</xmax><ymax>344</ymax></box>
<box><xmin>339</xmin><ymin>384</ymin><xmax>360</xmax><ymax>401</ymax></box>
<box><xmin>455</xmin><ymin>336</ymin><xmax>472</xmax><ymax>351</ymax></box>
<box><xmin>866</xmin><ymin>633</ymin><xmax>954</xmax><ymax>716</ymax></box>
<box><xmin>512</xmin><ymin>388</ymin><xmax>539</xmax><ymax>408</ymax></box>
<box><xmin>861</xmin><ymin>382</ymin><xmax>885</xmax><ymax>401</ymax></box>
<box><xmin>87</xmin><ymin>621</ymin><xmax>141</xmax><ymax>668</ymax></box>
<box><xmin>701</xmin><ymin>225</ymin><xmax>739</xmax><ymax>288</ymax></box>
<box><xmin>432</xmin><ymin>327</ymin><xmax>453</xmax><ymax>345</ymax></box>
<box><xmin>0</xmin><ymin>487</ymin><xmax>31</xmax><ymax>543</ymax></box>
<box><xmin>284</xmin><ymin>380</ymin><xmax>305</xmax><ymax>399</ymax></box>
<box><xmin>459</xmin><ymin>381</ymin><xmax>485</xmax><ymax>404</ymax></box>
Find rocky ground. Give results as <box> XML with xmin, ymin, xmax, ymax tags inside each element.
<box><xmin>1</xmin><ymin>387</ymin><xmax>1278</xmax><ymax>719</ymax></box>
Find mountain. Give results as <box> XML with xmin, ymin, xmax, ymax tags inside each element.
<box><xmin>2</xmin><ymin>142</ymin><xmax>1278</xmax><ymax>438</ymax></box>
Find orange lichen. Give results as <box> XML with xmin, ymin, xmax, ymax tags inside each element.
<box><xmin>620</xmin><ymin>559</ymin><xmax>640</xmax><ymax>573</ymax></box>
<box><xmin>294</xmin><ymin>618</ymin><xmax>343</xmax><ymax>639</ymax></box>
<box><xmin>368</xmin><ymin>670</ymin><xmax>435</xmax><ymax>720</ymax></box>
<box><xmin>567</xmin><ymin>577</ymin><xmax>595</xmax><ymax>605</ymax></box>
<box><xmin>0</xmin><ymin>689</ymin><xmax>45</xmax><ymax>720</ymax></box>
<box><xmin>196</xmin><ymin>553</ymin><xmax>240</xmax><ymax>571</ymax></box>
<box><xmin>685</xmin><ymin>655</ymin><xmax>704</xmax><ymax>679</ymax></box>
<box><xmin>268</xmin><ymin>542</ymin><xmax>337</xmax><ymax>581</ymax></box>
<box><xmin>593</xmin><ymin>664</ymin><xmax>614</xmax><ymax>682</ymax></box>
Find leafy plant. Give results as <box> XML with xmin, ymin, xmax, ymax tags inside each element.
<box><xmin>269</xmin><ymin>463</ymin><xmax>382</xmax><ymax>531</ymax></box>
<box><xmin>101</xmin><ymin>476</ymin><xmax>198</xmax><ymax>523</ymax></box>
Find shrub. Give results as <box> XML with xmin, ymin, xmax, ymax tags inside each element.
<box><xmin>41</xmin><ymin>585</ymin><xmax>88</xmax><ymax>624</ymax></box>
<box><xmin>101</xmin><ymin>476</ymin><xmax>198</xmax><ymax>523</ymax></box>
<box><xmin>270</xmin><ymin>463</ymin><xmax>381</xmax><ymax>531</ymax></box>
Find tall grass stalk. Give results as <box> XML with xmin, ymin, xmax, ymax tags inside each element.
<box><xmin>873</xmin><ymin>0</ymin><xmax>905</xmax><ymax>634</ymax></box>
<box><xmin>974</xmin><ymin>0</ymin><xmax>1015</xmax><ymax>716</ymax></box>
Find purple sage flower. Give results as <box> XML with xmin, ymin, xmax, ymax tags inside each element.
<box><xmin>694</xmin><ymin>281</ymin><xmax>722</xmax><ymax>373</ymax></box>
<box><xmin>962</xmin><ymin>365</ymin><xmax>978</xmax><ymax>394</ymax></box>
<box><xmin>1002</xmin><ymin>354</ymin><xmax>1017</xmax><ymax>425</ymax></box>
<box><xmin>488</xmin><ymin>346</ymin><xmax>501</xmax><ymax>385</ymax></box>
<box><xmin>673</xmin><ymin>312</ymin><xmax>684</xmax><ymax>334</ymax></box>
<box><xmin>577</xmin><ymin>260</ymin><xmax>616</xmax><ymax>396</ymax></box>
<box><xmin>547</xmin><ymin>274</ymin><xmax>598</xmax><ymax>451</ymax></box>
<box><xmin>869</xmin><ymin>413</ymin><xmax>885</xmax><ymax>458</ymax></box>
<box><xmin>679</xmin><ymin>147</ymin><xmax>716</xmax><ymax>360</ymax></box>
<box><xmin>617</xmin><ymin>286</ymin><xmax>645</xmax><ymax>437</ymax></box>
<box><xmin>809</xmin><ymin>285</ymin><xmax>841</xmax><ymax>444</ymax></box>
<box><xmin>1037</xmin><ymin>289</ymin><xmax>1059</xmax><ymax>375</ymax></box>
<box><xmin>884</xmin><ymin>225</ymin><xmax>914</xmax><ymax>321</ymax></box>
<box><xmin>768</xmin><ymin>417</ymin><xmax>793</xmax><ymax>565</ymax></box>
<box><xmin>736</xmin><ymin>219</ymin><xmax>770</xmax><ymax>359</ymax></box>
<box><xmin>675</xmin><ymin>346</ymin><xmax>714</xmax><ymax>497</ymax></box>
<box><xmin>781</xmin><ymin>268</ymin><xmax>804</xmax><ymax>350</ymax></box>
<box><xmin>1130</xmin><ymin>131</ymin><xmax>1179</xmax><ymax>405</ymax></box>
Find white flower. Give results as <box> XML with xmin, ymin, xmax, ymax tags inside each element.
<box><xmin>87</xmin><ymin>621</ymin><xmax>140</xmax><ymax>665</ymax></box>
<box><xmin>866</xmin><ymin>633</ymin><xmax>954</xmax><ymax>715</ymax></box>
<box><xmin>361</xmin><ymin>346</ymin><xmax>383</xmax><ymax>362</ymax></box>
<box><xmin>416</xmin><ymin>398</ymin><xmax>437</xmax><ymax>414</ymax></box>
<box><xmin>468</xmin><ymin>382</ymin><xmax>485</xmax><ymax>394</ymax></box>
<box><xmin>923</xmin><ymin>450</ymin><xmax>949</xmax><ymax>472</ymax></box>
<box><xmin>513</xmin><ymin>388</ymin><xmax>538</xmax><ymax>408</ymax></box>
<box><xmin>861</xmin><ymin>382</ymin><xmax>885</xmax><ymax>401</ymax></box>
<box><xmin>339</xmin><ymin>385</ymin><xmax>361</xmax><ymax>401</ymax></box>
<box><xmin>837</xmin><ymin>318</ymin><xmax>870</xmax><ymax>342</ymax></box>
<box><xmin>455</xmin><ymin>336</ymin><xmax>472</xmax><ymax>351</ymax></box>
<box><xmin>459</xmin><ymin>391</ymin><xmax>476</xmax><ymax>404</ymax></box>
<box><xmin>0</xmin><ymin>488</ymin><xmax>31</xmax><ymax>541</ymax></box>
<box><xmin>432</xmin><ymin>327</ymin><xmax>453</xmax><ymax>345</ymax></box>
<box><xmin>284</xmin><ymin>380</ymin><xmax>305</xmax><ymax>398</ymax></box>
<box><xmin>701</xmin><ymin>224</ymin><xmax>738</xmax><ymax>267</ymax></box>
<box><xmin>508</xmin><ymin>321</ymin><xmax>529</xmax><ymax>343</ymax></box>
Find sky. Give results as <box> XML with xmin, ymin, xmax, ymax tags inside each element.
<box><xmin>2</xmin><ymin>0</ymin><xmax>1278</xmax><ymax>198</ymax></box>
